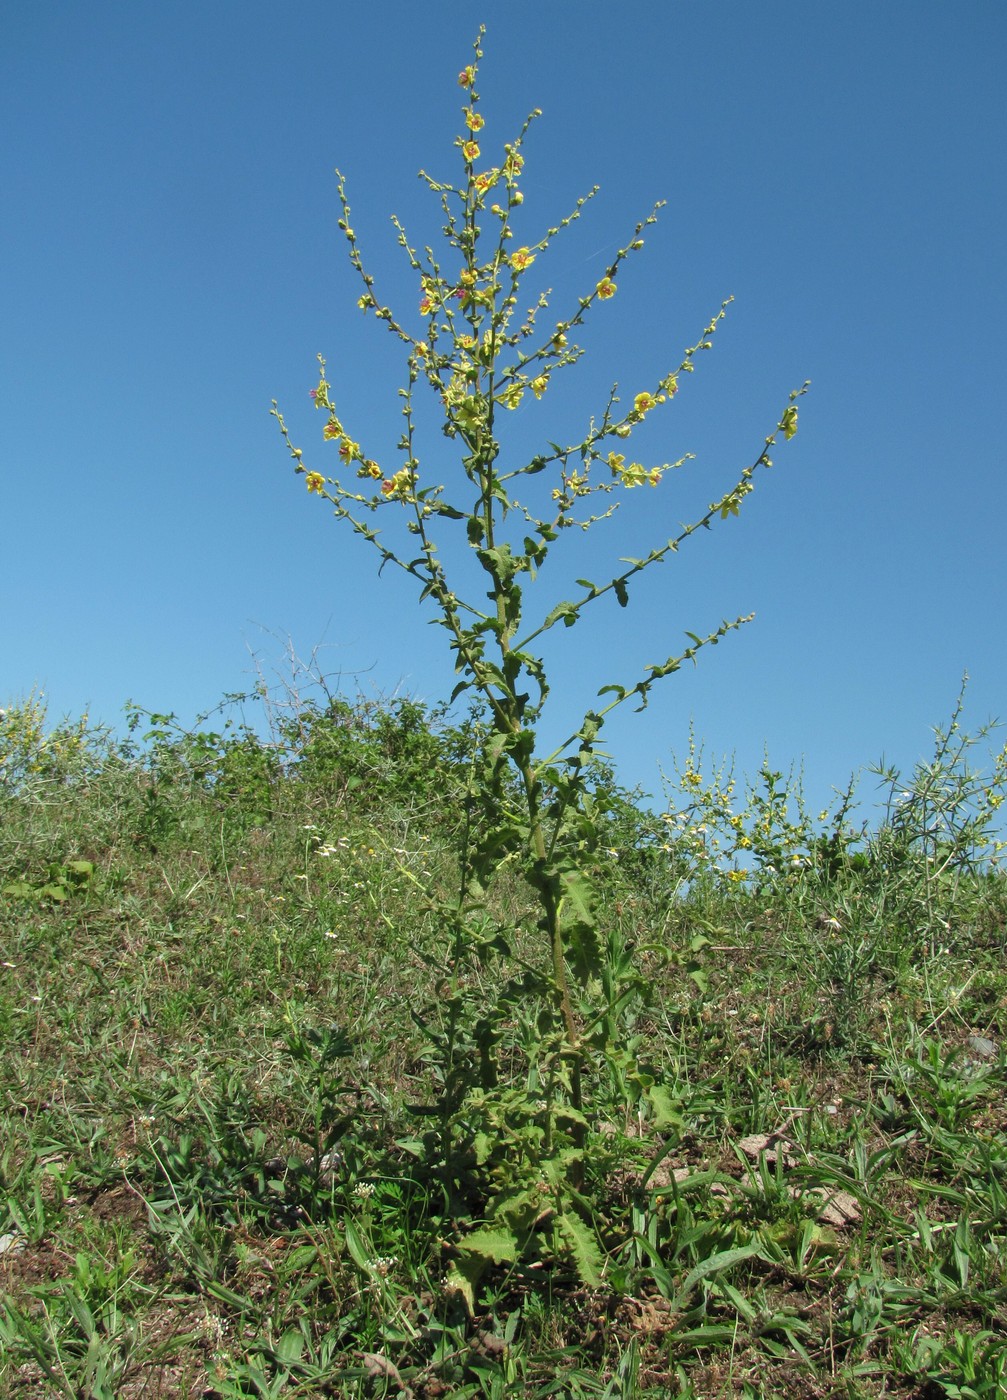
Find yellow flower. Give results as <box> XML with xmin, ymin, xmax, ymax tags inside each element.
<box><xmin>322</xmin><ymin>417</ymin><xmax>343</xmax><ymax>441</ymax></box>
<box><xmin>474</xmin><ymin>169</ymin><xmax>498</xmax><ymax>194</ymax></box>
<box><xmin>419</xmin><ymin>295</ymin><xmax>437</xmax><ymax>316</ymax></box>
<box><xmin>458</xmin><ymin>66</ymin><xmax>475</xmax><ymax>87</ymax></box>
<box><xmin>499</xmin><ymin>383</ymin><xmax>525</xmax><ymax>410</ymax></box>
<box><xmin>462</xmin><ymin>140</ymin><xmax>481</xmax><ymax>162</ymax></box>
<box><xmin>338</xmin><ymin>439</ymin><xmax>361</xmax><ymax>462</ymax></box>
<box><xmin>607</xmin><ymin>451</ymin><xmax>625</xmax><ymax>474</ymax></box>
<box><xmin>530</xmin><ymin>376</ymin><xmax>548</xmax><ymax>399</ymax></box>
<box><xmin>596</xmin><ymin>277</ymin><xmax>616</xmax><ymax>299</ymax></box>
<box><xmin>510</xmin><ymin>247</ymin><xmax>535</xmax><ymax>272</ymax></box>
<box><xmin>621</xmin><ymin>461</ymin><xmax>647</xmax><ymax>487</ymax></box>
<box><xmin>646</xmin><ymin>467</ymin><xmax>663</xmax><ymax>487</ymax></box>
<box><xmin>381</xmin><ymin>468</ymin><xmax>415</xmax><ymax>500</ymax></box>
<box><xmin>414</xmin><ymin>341</ymin><xmax>428</xmax><ymax>358</ymax></box>
<box><xmin>305</xmin><ymin>473</ymin><xmax>325</xmax><ymax>494</ymax></box>
<box><xmin>504</xmin><ymin>150</ymin><xmax>524</xmax><ymax>176</ymax></box>
<box><xmin>634</xmin><ymin>392</ymin><xmax>658</xmax><ymax>415</ymax></box>
<box><xmin>464</xmin><ymin>109</ymin><xmax>485</xmax><ymax>132</ymax></box>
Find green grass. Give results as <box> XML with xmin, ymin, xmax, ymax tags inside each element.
<box><xmin>2</xmin><ymin>693</ymin><xmax>1007</xmax><ymax>1398</ymax></box>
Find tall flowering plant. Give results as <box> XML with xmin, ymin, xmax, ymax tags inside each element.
<box><xmin>274</xmin><ymin>31</ymin><xmax>806</xmax><ymax>1301</ymax></box>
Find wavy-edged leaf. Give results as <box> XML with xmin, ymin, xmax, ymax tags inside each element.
<box><xmin>646</xmin><ymin>1084</ymin><xmax>684</xmax><ymax>1132</ymax></box>
<box><xmin>458</xmin><ymin>1226</ymin><xmax>519</xmax><ymax>1263</ymax></box>
<box><xmin>542</xmin><ymin>600</ymin><xmax>580</xmax><ymax>631</ymax></box>
<box><xmin>555</xmin><ymin>1211</ymin><xmax>604</xmax><ymax>1288</ymax></box>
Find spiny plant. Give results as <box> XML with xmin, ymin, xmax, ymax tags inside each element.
<box><xmin>272</xmin><ymin>29</ymin><xmax>807</xmax><ymax>1305</ymax></box>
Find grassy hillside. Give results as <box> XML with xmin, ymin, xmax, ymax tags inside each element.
<box><xmin>2</xmin><ymin>688</ymin><xmax>1006</xmax><ymax>1398</ymax></box>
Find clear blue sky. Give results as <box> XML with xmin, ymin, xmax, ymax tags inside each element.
<box><xmin>3</xmin><ymin>2</ymin><xmax>1005</xmax><ymax>818</ymax></box>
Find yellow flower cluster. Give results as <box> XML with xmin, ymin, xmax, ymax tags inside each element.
<box><xmin>551</xmin><ymin>469</ymin><xmax>590</xmax><ymax>508</ymax></box>
<box><xmin>606</xmin><ymin>452</ymin><xmax>662</xmax><ymax>488</ymax></box>
<box><xmin>381</xmin><ymin>468</ymin><xmax>416</xmax><ymax>501</ymax></box>
<box><xmin>309</xmin><ymin>383</ymin><xmax>383</xmax><ymax>484</ymax></box>
<box><xmin>712</xmin><ymin>480</ymin><xmax>754</xmax><ymax>519</ymax></box>
<box><xmin>499</xmin><ymin>382</ymin><xmax>525</xmax><ymax>410</ymax></box>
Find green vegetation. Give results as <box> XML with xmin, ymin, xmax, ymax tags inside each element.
<box><xmin>5</xmin><ymin>31</ymin><xmax>1005</xmax><ymax>1400</ymax></box>
<box><xmin>2</xmin><ymin>682</ymin><xmax>1006</xmax><ymax>1398</ymax></box>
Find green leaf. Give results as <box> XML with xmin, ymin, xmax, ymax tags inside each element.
<box><xmin>445</xmin><ymin>1256</ymin><xmax>483</xmax><ymax>1316</ymax></box>
<box><xmin>65</xmin><ymin>860</ymin><xmax>94</xmax><ymax>888</ymax></box>
<box><xmin>555</xmin><ymin>1211</ymin><xmax>604</xmax><ymax>1288</ymax></box>
<box><xmin>561</xmin><ymin>872</ymin><xmax>595</xmax><ymax>926</ymax></box>
<box><xmin>273</xmin><ymin>1329</ymin><xmax>306</xmax><ymax>1365</ymax></box>
<box><xmin>687</xmin><ymin>961</ymin><xmax>709</xmax><ymax>994</ymax></box>
<box><xmin>343</xmin><ymin>1215</ymin><xmax>371</xmax><ymax>1273</ymax></box>
<box><xmin>561</xmin><ymin>873</ymin><xmax>603</xmax><ymax>984</ymax></box>
<box><xmin>542</xmin><ymin>600</ymin><xmax>579</xmax><ymax>631</ymax></box>
<box><xmin>578</xmin><ymin>711</ymin><xmax>602</xmax><ymax>746</ymax></box>
<box><xmin>2</xmin><ymin>882</ymin><xmax>34</xmax><ymax>900</ymax></box>
<box><xmin>458</xmin><ymin>1226</ymin><xmax>518</xmax><ymax>1263</ymax></box>
<box><xmin>675</xmin><ymin>1243</ymin><xmax>762</xmax><ymax>1308</ymax></box>
<box><xmin>646</xmin><ymin>1084</ymin><xmax>684</xmax><ymax>1132</ymax></box>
